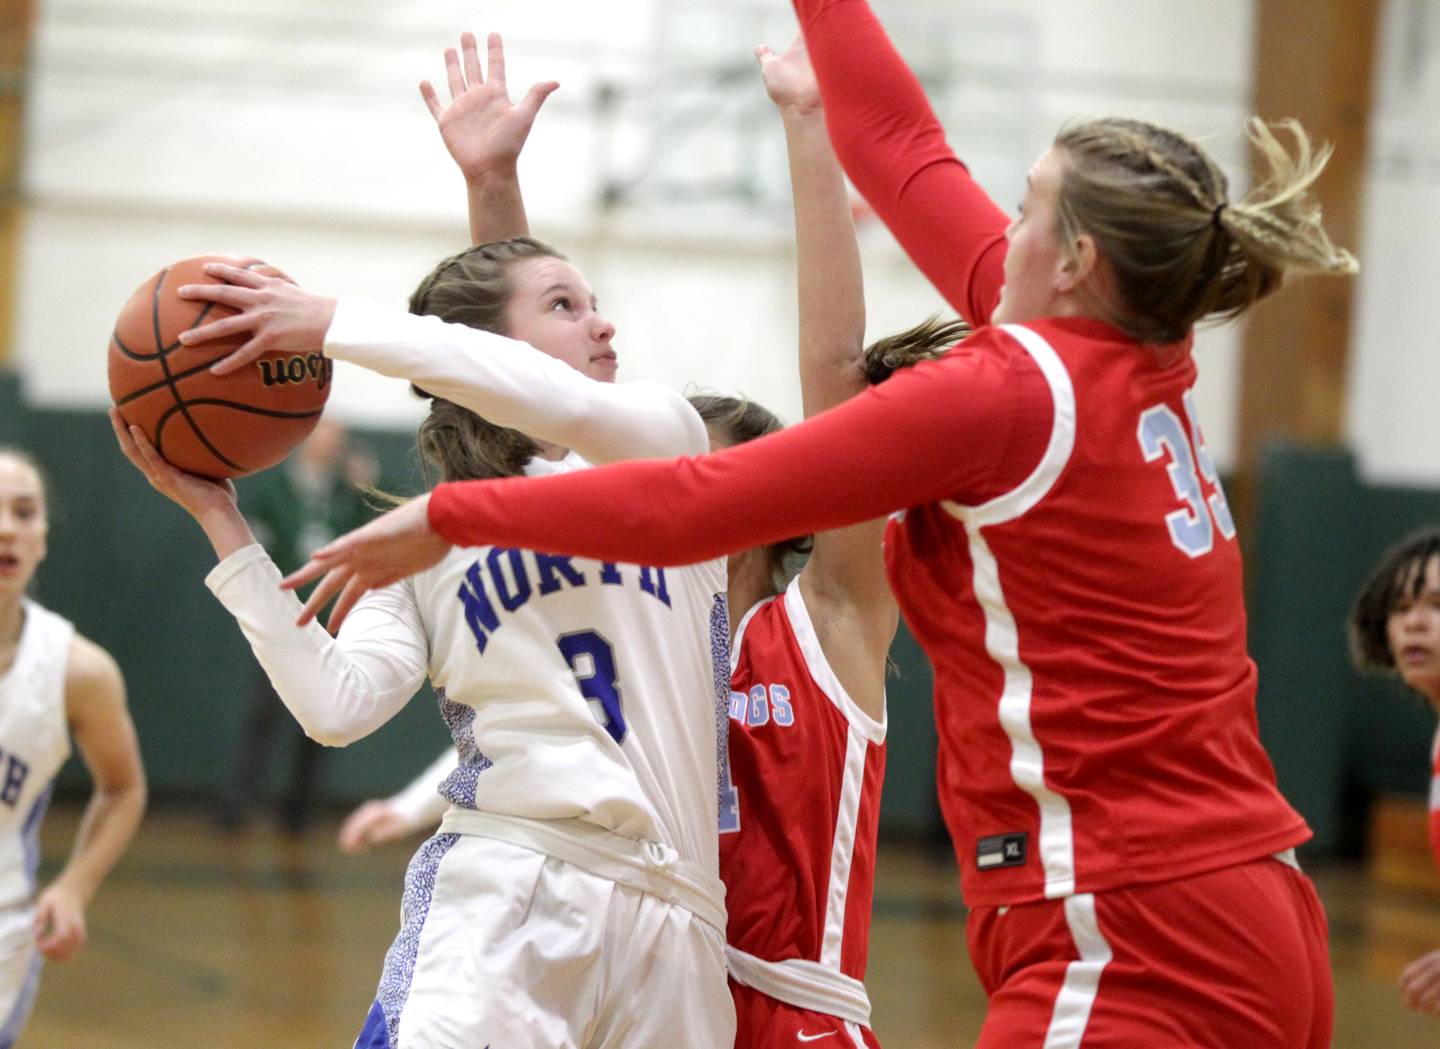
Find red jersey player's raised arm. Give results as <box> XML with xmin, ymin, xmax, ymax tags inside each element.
<box><xmin>793</xmin><ymin>0</ymin><xmax>1010</xmax><ymax>326</ymax></box>
<box><xmin>429</xmin><ymin>328</ymin><xmax>1052</xmax><ymax>563</ymax></box>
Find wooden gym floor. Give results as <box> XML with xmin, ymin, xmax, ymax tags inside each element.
<box><xmin>22</xmin><ymin>803</ymin><xmax>1440</xmax><ymax>1048</ymax></box>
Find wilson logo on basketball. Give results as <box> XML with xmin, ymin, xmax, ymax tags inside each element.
<box><xmin>256</xmin><ymin>353</ymin><xmax>333</xmax><ymax>391</ymax></box>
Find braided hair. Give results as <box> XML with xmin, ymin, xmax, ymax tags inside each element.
<box><xmin>1053</xmin><ymin>117</ymin><xmax>1357</xmax><ymax>345</ymax></box>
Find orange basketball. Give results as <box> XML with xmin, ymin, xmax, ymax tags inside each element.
<box><xmin>107</xmin><ymin>255</ymin><xmax>333</xmax><ymax>479</ymax></box>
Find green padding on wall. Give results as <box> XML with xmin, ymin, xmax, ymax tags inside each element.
<box><xmin>21</xmin><ymin>406</ymin><xmax>946</xmax><ymax>830</ymax></box>
<box><xmin>28</xmin><ymin>410</ymin><xmax>450</xmax><ymax>805</ymax></box>
<box><xmin>0</xmin><ymin>372</ymin><xmax>27</xmax><ymax>446</ymax></box>
<box><xmin>879</xmin><ymin>621</ymin><xmax>944</xmax><ymax>841</ymax></box>
<box><xmin>24</xmin><ymin>402</ymin><xmax>1433</xmax><ymax>854</ymax></box>
<box><xmin>1250</xmin><ymin>442</ymin><xmax>1440</xmax><ymax>856</ymax></box>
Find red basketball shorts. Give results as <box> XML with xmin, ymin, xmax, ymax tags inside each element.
<box><xmin>730</xmin><ymin>980</ymin><xmax>882</xmax><ymax>1049</ymax></box>
<box><xmin>966</xmin><ymin>855</ymin><xmax>1332</xmax><ymax>1048</ymax></box>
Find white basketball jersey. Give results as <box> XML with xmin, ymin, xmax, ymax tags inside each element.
<box><xmin>404</xmin><ymin>453</ymin><xmax>728</xmax><ymax>874</ymax></box>
<box><xmin>0</xmin><ymin>600</ymin><xmax>73</xmax><ymax>913</ymax></box>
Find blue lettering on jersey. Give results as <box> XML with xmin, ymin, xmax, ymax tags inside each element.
<box><xmin>728</xmin><ymin>684</ymin><xmax>796</xmax><ymax>728</ymax></box>
<box><xmin>0</xmin><ymin>753</ymin><xmax>29</xmax><ymax>807</ymax></box>
<box><xmin>536</xmin><ymin>553</ymin><xmax>587</xmax><ymax>595</ymax></box>
<box><xmin>457</xmin><ymin>550</ymin><xmax>673</xmax><ymax>656</ymax></box>
<box><xmin>458</xmin><ymin>562</ymin><xmax>501</xmax><ymax>654</ymax></box>
<box><xmin>638</xmin><ymin>566</ymin><xmax>672</xmax><ymax>608</ymax></box>
<box><xmin>487</xmin><ymin>548</ymin><xmax>532</xmax><ymax>611</ymax></box>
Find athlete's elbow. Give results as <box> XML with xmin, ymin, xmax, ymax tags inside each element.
<box><xmin>297</xmin><ymin>714</ymin><xmax>365</xmax><ymax>748</ymax></box>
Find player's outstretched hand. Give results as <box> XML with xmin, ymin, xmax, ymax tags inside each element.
<box><xmin>1402</xmin><ymin>948</ymin><xmax>1440</xmax><ymax>1016</ymax></box>
<box><xmin>33</xmin><ymin>882</ymin><xmax>87</xmax><ymax>962</ymax></box>
<box><xmin>110</xmin><ymin>408</ymin><xmax>238</xmax><ymax>518</ymax></box>
<box><xmin>282</xmin><ymin>494</ymin><xmax>450</xmax><ymax>632</ymax></box>
<box><xmin>338</xmin><ymin>800</ymin><xmax>415</xmax><ymax>855</ymax></box>
<box><xmin>420</xmin><ymin>31</ymin><xmax>559</xmax><ymax>182</ymax></box>
<box><xmin>175</xmin><ymin>263</ymin><xmax>337</xmax><ymax>377</ymax></box>
<box><xmin>756</xmin><ymin>36</ymin><xmax>822</xmax><ymax>116</ymax></box>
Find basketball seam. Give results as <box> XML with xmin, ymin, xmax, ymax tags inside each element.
<box><xmin>145</xmin><ymin>259</ymin><xmax>269</xmax><ymax>473</ymax></box>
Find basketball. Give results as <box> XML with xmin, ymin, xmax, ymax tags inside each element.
<box><xmin>107</xmin><ymin>254</ymin><xmax>333</xmax><ymax>479</ymax></box>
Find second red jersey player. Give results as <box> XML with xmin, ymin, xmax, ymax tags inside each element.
<box><xmin>723</xmin><ymin>579</ymin><xmax>887</xmax><ymax>1048</ymax></box>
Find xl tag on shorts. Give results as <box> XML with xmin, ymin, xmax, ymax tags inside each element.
<box><xmin>977</xmin><ymin>832</ymin><xmax>1028</xmax><ymax>870</ymax></box>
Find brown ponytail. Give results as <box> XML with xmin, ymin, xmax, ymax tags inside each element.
<box><xmin>407</xmin><ymin>238</ymin><xmax>566</xmax><ymax>485</ymax></box>
<box><xmin>861</xmin><ymin>316</ymin><xmax>970</xmax><ymax>384</ymax></box>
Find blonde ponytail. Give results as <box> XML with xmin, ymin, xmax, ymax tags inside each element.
<box><xmin>1053</xmin><ymin>116</ymin><xmax>1357</xmax><ymax>344</ymax></box>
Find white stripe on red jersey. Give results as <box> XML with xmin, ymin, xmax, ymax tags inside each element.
<box><xmin>720</xmin><ymin>577</ymin><xmax>886</xmax><ymax>997</ymax></box>
<box><xmin>1429</xmin><ymin>726</ymin><xmax>1440</xmax><ymax>871</ymax></box>
<box><xmin>885</xmin><ymin>321</ymin><xmax>1309</xmax><ymax>908</ymax></box>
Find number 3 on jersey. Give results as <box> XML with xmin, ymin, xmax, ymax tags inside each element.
<box><xmin>1137</xmin><ymin>389</ymin><xmax>1236</xmax><ymax>558</ymax></box>
<box><xmin>557</xmin><ymin>630</ymin><xmax>627</xmax><ymax>744</ymax></box>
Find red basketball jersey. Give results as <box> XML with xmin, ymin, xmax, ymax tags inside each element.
<box><xmin>720</xmin><ymin>578</ymin><xmax>887</xmax><ymax>984</ymax></box>
<box><xmin>885</xmin><ymin>319</ymin><xmax>1310</xmax><ymax>908</ymax></box>
<box><xmin>1429</xmin><ymin>727</ymin><xmax>1440</xmax><ymax>871</ymax></box>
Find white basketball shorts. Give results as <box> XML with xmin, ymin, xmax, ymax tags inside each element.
<box><xmin>355</xmin><ymin>824</ymin><xmax>733</xmax><ymax>1048</ymax></box>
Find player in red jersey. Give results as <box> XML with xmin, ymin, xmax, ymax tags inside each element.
<box><xmin>284</xmin><ymin>3</ymin><xmax>1358</xmax><ymax>1046</ymax></box>
<box><xmin>712</xmin><ymin>49</ymin><xmax>967</xmax><ymax>1047</ymax></box>
<box><xmin>1351</xmin><ymin>530</ymin><xmax>1440</xmax><ymax>1019</ymax></box>
<box><xmin>709</xmin><ymin>38</ymin><xmax>923</xmax><ymax>1048</ymax></box>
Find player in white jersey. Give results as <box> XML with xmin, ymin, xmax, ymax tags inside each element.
<box><xmin>110</xmin><ymin>36</ymin><xmax>736</xmax><ymax>1043</ymax></box>
<box><xmin>0</xmin><ymin>449</ymin><xmax>146</xmax><ymax>1046</ymax></box>
<box><xmin>113</xmin><ymin>235</ymin><xmax>734</xmax><ymax>1046</ymax></box>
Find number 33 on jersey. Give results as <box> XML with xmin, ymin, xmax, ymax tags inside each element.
<box><xmin>1138</xmin><ymin>388</ymin><xmax>1236</xmax><ymax>558</ymax></box>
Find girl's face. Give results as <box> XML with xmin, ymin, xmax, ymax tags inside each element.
<box><xmin>1388</xmin><ymin>555</ymin><xmax>1440</xmax><ymax>703</ymax></box>
<box><xmin>502</xmin><ymin>257</ymin><xmax>619</xmax><ymax>383</ymax></box>
<box><xmin>0</xmin><ymin>454</ymin><xmax>48</xmax><ymax>603</ymax></box>
<box><xmin>992</xmin><ymin>147</ymin><xmax>1073</xmax><ymax>326</ymax></box>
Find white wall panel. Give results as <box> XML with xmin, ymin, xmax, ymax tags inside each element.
<box><xmin>18</xmin><ymin>0</ymin><xmax>1255</xmax><ymax>470</ymax></box>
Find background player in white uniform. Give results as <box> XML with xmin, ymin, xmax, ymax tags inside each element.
<box><xmin>0</xmin><ymin>448</ymin><xmax>146</xmax><ymax>1046</ymax></box>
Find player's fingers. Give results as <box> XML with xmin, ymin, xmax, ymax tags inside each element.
<box><xmin>295</xmin><ymin>566</ymin><xmax>349</xmax><ymax>626</ymax></box>
<box><xmin>178</xmin><ymin>314</ymin><xmax>253</xmax><ymax>352</ymax></box>
<box><xmin>36</xmin><ymin>912</ymin><xmax>82</xmax><ymax>960</ymax></box>
<box><xmin>755</xmin><ymin>44</ymin><xmax>773</xmax><ymax>65</ymax></box>
<box><xmin>444</xmin><ymin>46</ymin><xmax>465</xmax><ymax>100</ymax></box>
<box><xmin>325</xmin><ymin>573</ymin><xmax>371</xmax><ymax>634</ymax></box>
<box><xmin>337</xmin><ymin>811</ymin><xmax>370</xmax><ymax>853</ymax></box>
<box><xmin>127</xmin><ymin>425</ymin><xmax>170</xmax><ymax>478</ymax></box>
<box><xmin>519</xmin><ymin>81</ymin><xmax>560</xmax><ymax>120</ymax></box>
<box><xmin>123</xmin><ymin>422</ymin><xmax>189</xmax><ymax>494</ymax></box>
<box><xmin>279</xmin><ymin>555</ymin><xmax>331</xmax><ymax>591</ymax></box>
<box><xmin>462</xmin><ymin>31</ymin><xmax>483</xmax><ymax>88</ymax></box>
<box><xmin>200</xmin><ymin>261</ymin><xmax>268</xmax><ymax>288</ymax></box>
<box><xmin>208</xmin><ymin>338</ymin><xmax>267</xmax><ymax>377</ymax></box>
<box><xmin>31</xmin><ymin>898</ymin><xmax>52</xmax><ymax>939</ymax></box>
<box><xmin>486</xmin><ymin>32</ymin><xmax>506</xmax><ymax>93</ymax></box>
<box><xmin>109</xmin><ymin>409</ymin><xmax>144</xmax><ymax>464</ymax></box>
<box><xmin>175</xmin><ymin>281</ymin><xmax>255</xmax><ymax>313</ymax></box>
<box><xmin>419</xmin><ymin>80</ymin><xmax>443</xmax><ymax>121</ymax></box>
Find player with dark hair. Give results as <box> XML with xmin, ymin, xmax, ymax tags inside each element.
<box><xmin>288</xmin><ymin>3</ymin><xmax>1358</xmax><ymax>1046</ymax></box>
<box><xmin>1350</xmin><ymin>529</ymin><xmax>1440</xmax><ymax>1018</ymax></box>
<box><xmin>0</xmin><ymin>448</ymin><xmax>146</xmax><ymax>1044</ymax></box>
